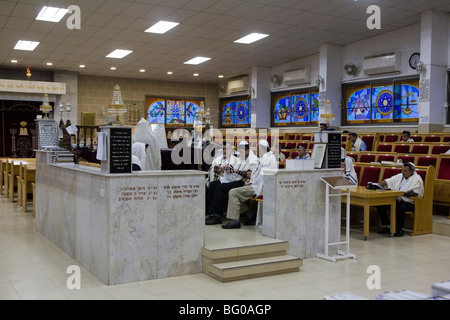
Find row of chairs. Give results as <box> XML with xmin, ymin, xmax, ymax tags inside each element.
<box><xmin>351</xmin><ymin>162</ymin><xmax>435</xmax><ymax>236</ymax></box>
<box><xmin>0</xmin><ymin>158</ymin><xmax>36</xmax><ymax>216</ymax></box>
<box><xmin>380</xmin><ymin>133</ymin><xmax>450</xmax><ymax>143</ymax></box>
<box><xmin>374</xmin><ymin>141</ymin><xmax>449</xmax><ymax>154</ymax></box>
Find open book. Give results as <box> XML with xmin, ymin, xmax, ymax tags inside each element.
<box><xmin>366</xmin><ymin>182</ymin><xmax>388</xmax><ymax>190</ymax></box>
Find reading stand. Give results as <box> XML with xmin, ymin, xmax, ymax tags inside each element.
<box><xmin>318</xmin><ymin>176</ymin><xmax>357</xmax><ymax>263</ymax></box>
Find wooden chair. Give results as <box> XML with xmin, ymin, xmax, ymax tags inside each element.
<box><xmin>396</xmin><ymin>154</ymin><xmax>416</xmax><ymax>165</ymax></box>
<box><xmin>394</xmin><ymin>144</ymin><xmax>410</xmax><ymax>154</ymax></box>
<box><xmin>384</xmin><ymin>134</ymin><xmax>399</xmax><ymax>142</ymax></box>
<box><xmin>376</xmin><ymin>143</ymin><xmax>393</xmax><ymax>152</ymax></box>
<box><xmin>22</xmin><ymin>164</ymin><xmax>36</xmax><ymax>212</ymax></box>
<box><xmin>359</xmin><ymin>153</ymin><xmax>376</xmax><ymax>163</ymax></box>
<box><xmin>405</xmin><ymin>166</ymin><xmax>435</xmax><ymax>235</ymax></box>
<box><xmin>377</xmin><ymin>154</ymin><xmax>395</xmax><ymax>163</ymax></box>
<box><xmin>416</xmin><ymin>155</ymin><xmax>439</xmax><ymax>168</ymax></box>
<box><xmin>411</xmin><ymin>144</ymin><xmax>429</xmax><ymax>154</ymax></box>
<box><xmin>431</xmin><ymin>145</ymin><xmax>449</xmax><ymax>155</ymax></box>
<box><xmin>359</xmin><ymin>165</ymin><xmax>382</xmax><ymax>187</ymax></box>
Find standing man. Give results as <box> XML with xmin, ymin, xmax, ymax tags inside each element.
<box><xmin>376</xmin><ymin>162</ymin><xmax>424</xmax><ymax>237</ymax></box>
<box><xmin>221</xmin><ymin>140</ymin><xmax>277</xmax><ymax>229</ymax></box>
<box><xmin>349</xmin><ymin>132</ymin><xmax>367</xmax><ymax>152</ymax></box>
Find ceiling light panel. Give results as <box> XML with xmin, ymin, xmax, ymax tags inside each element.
<box><xmin>36</xmin><ymin>6</ymin><xmax>69</xmax><ymax>23</ymax></box>
<box><xmin>184</xmin><ymin>57</ymin><xmax>211</xmax><ymax>65</ymax></box>
<box><xmin>145</xmin><ymin>21</ymin><xmax>179</xmax><ymax>34</ymax></box>
<box><xmin>234</xmin><ymin>33</ymin><xmax>269</xmax><ymax>44</ymax></box>
<box><xmin>14</xmin><ymin>40</ymin><xmax>40</xmax><ymax>51</ymax></box>
<box><xmin>106</xmin><ymin>49</ymin><xmax>133</xmax><ymax>59</ymax></box>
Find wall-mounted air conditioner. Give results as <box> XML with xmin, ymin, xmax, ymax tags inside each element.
<box><xmin>283</xmin><ymin>67</ymin><xmax>311</xmax><ymax>86</ymax></box>
<box><xmin>227</xmin><ymin>76</ymin><xmax>249</xmax><ymax>93</ymax></box>
<box><xmin>363</xmin><ymin>52</ymin><xmax>400</xmax><ymax>75</ymax></box>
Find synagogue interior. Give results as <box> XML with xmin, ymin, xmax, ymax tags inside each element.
<box><xmin>1</xmin><ymin>0</ymin><xmax>450</xmax><ymax>302</ymax></box>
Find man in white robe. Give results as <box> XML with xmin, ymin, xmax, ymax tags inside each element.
<box><xmin>341</xmin><ymin>148</ymin><xmax>358</xmax><ymax>185</ymax></box>
<box><xmin>132</xmin><ymin>142</ymin><xmax>146</xmax><ymax>171</ymax></box>
<box><xmin>132</xmin><ymin>118</ymin><xmax>162</xmax><ymax>170</ymax></box>
<box><xmin>349</xmin><ymin>132</ymin><xmax>367</xmax><ymax>152</ymax></box>
<box><xmin>376</xmin><ymin>162</ymin><xmax>424</xmax><ymax>237</ymax></box>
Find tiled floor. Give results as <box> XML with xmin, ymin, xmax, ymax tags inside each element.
<box><xmin>1</xmin><ymin>196</ymin><xmax>450</xmax><ymax>300</ymax></box>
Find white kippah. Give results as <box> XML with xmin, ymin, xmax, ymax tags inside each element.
<box><xmin>259</xmin><ymin>140</ymin><xmax>269</xmax><ymax>148</ymax></box>
<box><xmin>239</xmin><ymin>141</ymin><xmax>249</xmax><ymax>145</ymax></box>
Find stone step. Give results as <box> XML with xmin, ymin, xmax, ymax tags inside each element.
<box><xmin>206</xmin><ymin>255</ymin><xmax>303</xmax><ymax>282</ymax></box>
<box><xmin>202</xmin><ymin>241</ymin><xmax>290</xmax><ymax>264</ymax></box>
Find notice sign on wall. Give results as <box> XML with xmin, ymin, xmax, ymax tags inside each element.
<box><xmin>109</xmin><ymin>127</ymin><xmax>132</xmax><ymax>174</ymax></box>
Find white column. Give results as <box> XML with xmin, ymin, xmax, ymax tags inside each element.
<box><xmin>318</xmin><ymin>44</ymin><xmax>343</xmax><ymax>128</ymax></box>
<box><xmin>418</xmin><ymin>10</ymin><xmax>448</xmax><ymax>133</ymax></box>
<box><xmin>250</xmin><ymin>66</ymin><xmax>271</xmax><ymax>128</ymax></box>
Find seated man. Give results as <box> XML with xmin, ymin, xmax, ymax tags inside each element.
<box><xmin>205</xmin><ymin>141</ymin><xmax>258</xmax><ymax>225</ymax></box>
<box><xmin>206</xmin><ymin>142</ymin><xmax>239</xmax><ymax>189</ymax></box>
<box><xmin>221</xmin><ymin>140</ymin><xmax>278</xmax><ymax>229</ymax></box>
<box><xmin>295</xmin><ymin>145</ymin><xmax>310</xmax><ymax>159</ymax></box>
<box><xmin>401</xmin><ymin>130</ymin><xmax>414</xmax><ymax>142</ymax></box>
<box><xmin>376</xmin><ymin>162</ymin><xmax>424</xmax><ymax>237</ymax></box>
<box><xmin>341</xmin><ymin>148</ymin><xmax>358</xmax><ymax>185</ymax></box>
<box><xmin>349</xmin><ymin>132</ymin><xmax>367</xmax><ymax>152</ymax></box>
<box><xmin>132</xmin><ymin>142</ymin><xmax>148</xmax><ymax>171</ymax></box>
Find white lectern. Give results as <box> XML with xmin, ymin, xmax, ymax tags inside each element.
<box><xmin>318</xmin><ymin>176</ymin><xmax>357</xmax><ymax>262</ymax></box>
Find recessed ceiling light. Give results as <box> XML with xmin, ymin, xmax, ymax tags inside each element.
<box><xmin>110</xmin><ymin>67</ymin><xmax>117</xmax><ymax>70</ymax></box>
<box><xmin>35</xmin><ymin>6</ymin><xmax>69</xmax><ymax>23</ymax></box>
<box><xmin>106</xmin><ymin>49</ymin><xmax>133</xmax><ymax>59</ymax></box>
<box><xmin>14</xmin><ymin>40</ymin><xmax>40</xmax><ymax>51</ymax></box>
<box><xmin>167</xmin><ymin>71</ymin><xmax>173</xmax><ymax>75</ymax></box>
<box><xmin>193</xmin><ymin>73</ymin><xmax>199</xmax><ymax>77</ymax></box>
<box><xmin>234</xmin><ymin>33</ymin><xmax>269</xmax><ymax>44</ymax></box>
<box><xmin>46</xmin><ymin>62</ymin><xmax>53</xmax><ymax>66</ymax></box>
<box><xmin>140</xmin><ymin>69</ymin><xmax>146</xmax><ymax>73</ymax></box>
<box><xmin>218</xmin><ymin>75</ymin><xmax>224</xmax><ymax>78</ymax></box>
<box><xmin>11</xmin><ymin>59</ymin><xmax>18</xmax><ymax>63</ymax></box>
<box><xmin>145</xmin><ymin>21</ymin><xmax>179</xmax><ymax>34</ymax></box>
<box><xmin>79</xmin><ymin>64</ymin><xmax>86</xmax><ymax>68</ymax></box>
<box><xmin>184</xmin><ymin>57</ymin><xmax>211</xmax><ymax>65</ymax></box>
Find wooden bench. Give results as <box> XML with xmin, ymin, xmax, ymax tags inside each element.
<box><xmin>22</xmin><ymin>164</ymin><xmax>36</xmax><ymax>212</ymax></box>
<box><xmin>349</xmin><ymin>162</ymin><xmax>435</xmax><ymax>236</ymax></box>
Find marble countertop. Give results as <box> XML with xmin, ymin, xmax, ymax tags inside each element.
<box><xmin>48</xmin><ymin>162</ymin><xmax>207</xmax><ymax>177</ymax></box>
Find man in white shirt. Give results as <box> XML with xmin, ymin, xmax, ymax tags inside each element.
<box><xmin>221</xmin><ymin>140</ymin><xmax>278</xmax><ymax>229</ymax></box>
<box><xmin>205</xmin><ymin>141</ymin><xmax>258</xmax><ymax>225</ymax></box>
<box><xmin>401</xmin><ymin>130</ymin><xmax>414</xmax><ymax>142</ymax></box>
<box><xmin>341</xmin><ymin>148</ymin><xmax>358</xmax><ymax>185</ymax></box>
<box><xmin>349</xmin><ymin>132</ymin><xmax>367</xmax><ymax>152</ymax></box>
<box><xmin>376</xmin><ymin>162</ymin><xmax>424</xmax><ymax>237</ymax></box>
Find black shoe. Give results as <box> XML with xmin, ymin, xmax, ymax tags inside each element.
<box><xmin>221</xmin><ymin>220</ymin><xmax>241</xmax><ymax>229</ymax></box>
<box><xmin>244</xmin><ymin>210</ymin><xmax>256</xmax><ymax>226</ymax></box>
<box><xmin>377</xmin><ymin>226</ymin><xmax>391</xmax><ymax>234</ymax></box>
<box><xmin>205</xmin><ymin>215</ymin><xmax>222</xmax><ymax>225</ymax></box>
<box><xmin>393</xmin><ymin>230</ymin><xmax>404</xmax><ymax>237</ymax></box>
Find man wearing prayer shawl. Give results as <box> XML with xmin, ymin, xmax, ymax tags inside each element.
<box><xmin>132</xmin><ymin>118</ymin><xmax>162</xmax><ymax>170</ymax></box>
<box><xmin>376</xmin><ymin>162</ymin><xmax>424</xmax><ymax>237</ymax></box>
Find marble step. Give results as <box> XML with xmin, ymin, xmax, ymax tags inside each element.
<box><xmin>202</xmin><ymin>241</ymin><xmax>290</xmax><ymax>264</ymax></box>
<box><xmin>207</xmin><ymin>255</ymin><xmax>303</xmax><ymax>282</ymax></box>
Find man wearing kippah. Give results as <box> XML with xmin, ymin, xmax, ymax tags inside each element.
<box><xmin>375</xmin><ymin>162</ymin><xmax>424</xmax><ymax>237</ymax></box>
<box><xmin>295</xmin><ymin>145</ymin><xmax>310</xmax><ymax>159</ymax></box>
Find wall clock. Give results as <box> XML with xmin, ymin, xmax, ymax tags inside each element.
<box><xmin>409</xmin><ymin>53</ymin><xmax>420</xmax><ymax>69</ymax></box>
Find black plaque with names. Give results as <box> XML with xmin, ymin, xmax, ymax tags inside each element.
<box><xmin>326</xmin><ymin>132</ymin><xmax>342</xmax><ymax>168</ymax></box>
<box><xmin>109</xmin><ymin>127</ymin><xmax>132</xmax><ymax>174</ymax></box>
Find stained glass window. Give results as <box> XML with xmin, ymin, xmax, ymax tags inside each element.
<box><xmin>271</xmin><ymin>89</ymin><xmax>319</xmax><ymax>126</ymax></box>
<box><xmin>344</xmin><ymin>78</ymin><xmax>419</xmax><ymax>124</ymax></box>
<box><xmin>220</xmin><ymin>96</ymin><xmax>251</xmax><ymax>128</ymax></box>
<box><xmin>146</xmin><ymin>96</ymin><xmax>204</xmax><ymax>126</ymax></box>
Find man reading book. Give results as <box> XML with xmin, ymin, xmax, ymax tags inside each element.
<box><xmin>376</xmin><ymin>162</ymin><xmax>424</xmax><ymax>237</ymax></box>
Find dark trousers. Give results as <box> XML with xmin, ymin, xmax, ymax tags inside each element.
<box><xmin>207</xmin><ymin>179</ymin><xmax>244</xmax><ymax>216</ymax></box>
<box><xmin>376</xmin><ymin>200</ymin><xmax>414</xmax><ymax>232</ymax></box>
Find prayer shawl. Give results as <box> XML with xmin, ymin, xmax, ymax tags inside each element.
<box><xmin>132</xmin><ymin>142</ymin><xmax>146</xmax><ymax>170</ymax></box>
<box><xmin>133</xmin><ymin>118</ymin><xmax>162</xmax><ymax>170</ymax></box>
<box><xmin>207</xmin><ymin>153</ymin><xmax>240</xmax><ymax>184</ymax></box>
<box><xmin>385</xmin><ymin>172</ymin><xmax>424</xmax><ymax>204</ymax></box>
<box><xmin>352</xmin><ymin>137</ymin><xmax>365</xmax><ymax>152</ymax></box>
<box><xmin>342</xmin><ymin>156</ymin><xmax>358</xmax><ymax>185</ymax></box>
<box><xmin>248</xmin><ymin>151</ymin><xmax>278</xmax><ymax>197</ymax></box>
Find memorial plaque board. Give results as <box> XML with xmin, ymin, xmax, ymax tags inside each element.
<box><xmin>326</xmin><ymin>132</ymin><xmax>341</xmax><ymax>168</ymax></box>
<box><xmin>109</xmin><ymin>127</ymin><xmax>132</xmax><ymax>174</ymax></box>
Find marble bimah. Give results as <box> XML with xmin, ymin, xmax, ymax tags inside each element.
<box><xmin>262</xmin><ymin>168</ymin><xmax>343</xmax><ymax>259</ymax></box>
<box><xmin>34</xmin><ymin>127</ymin><xmax>206</xmax><ymax>285</ymax></box>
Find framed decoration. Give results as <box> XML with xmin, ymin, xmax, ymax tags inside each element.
<box><xmin>311</xmin><ymin>143</ymin><xmax>327</xmax><ymax>169</ymax></box>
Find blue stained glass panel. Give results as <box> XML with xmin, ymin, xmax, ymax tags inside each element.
<box><xmin>273</xmin><ymin>96</ymin><xmax>291</xmax><ymax>124</ymax></box>
<box><xmin>394</xmin><ymin>84</ymin><xmax>419</xmax><ymax>120</ymax></box>
<box><xmin>346</xmin><ymin>88</ymin><xmax>371</xmax><ymax>122</ymax></box>
<box><xmin>372</xmin><ymin>85</ymin><xmax>394</xmax><ymax>122</ymax></box>
<box><xmin>311</xmin><ymin>93</ymin><xmax>319</xmax><ymax>122</ymax></box>
<box><xmin>147</xmin><ymin>99</ymin><xmax>165</xmax><ymax>124</ymax></box>
<box><xmin>186</xmin><ymin>101</ymin><xmax>201</xmax><ymax>125</ymax></box>
<box><xmin>291</xmin><ymin>94</ymin><xmax>309</xmax><ymax>123</ymax></box>
<box><xmin>166</xmin><ymin>99</ymin><xmax>185</xmax><ymax>125</ymax></box>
